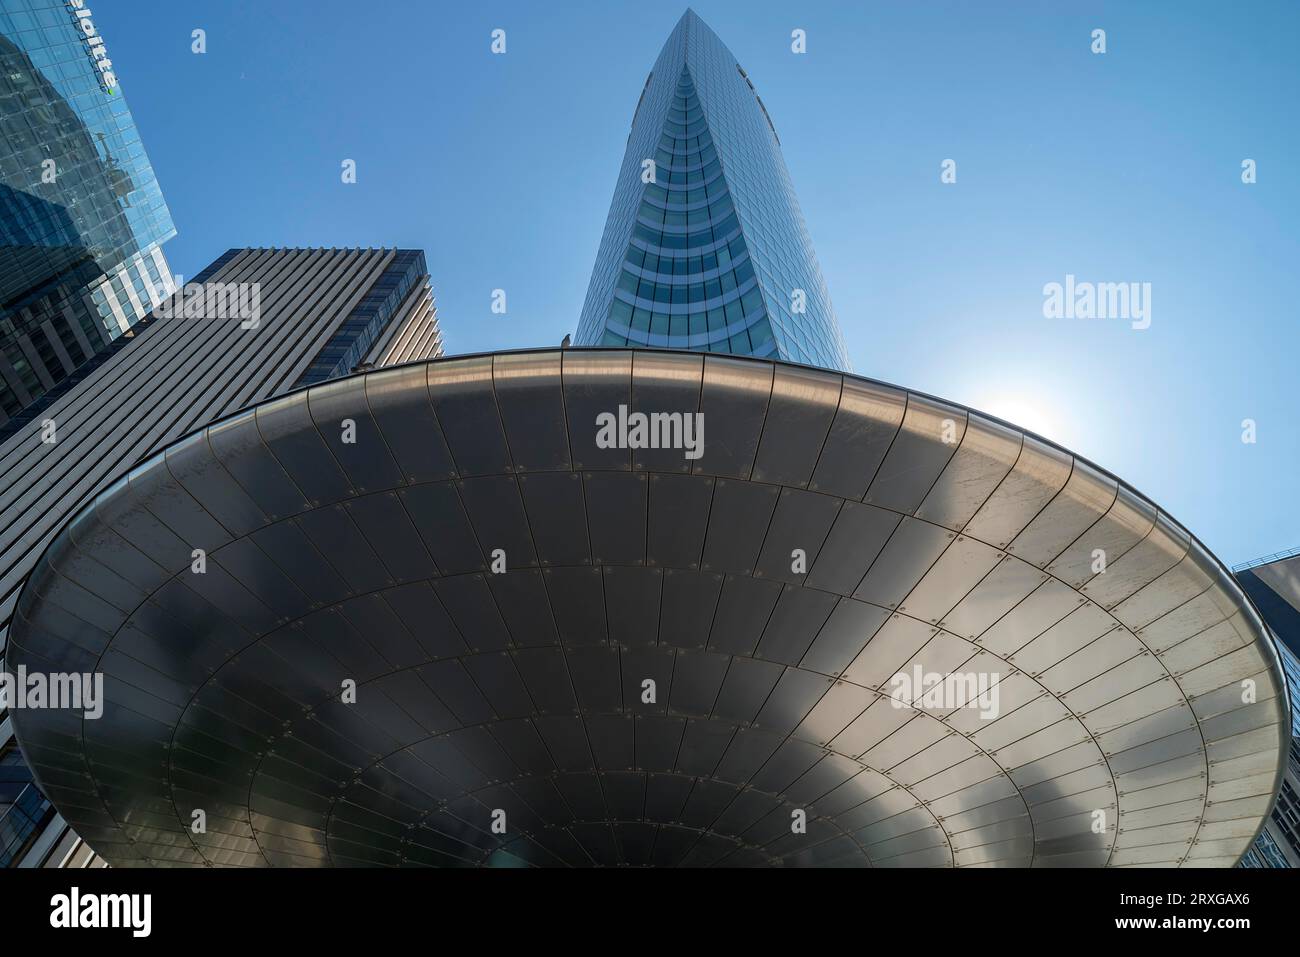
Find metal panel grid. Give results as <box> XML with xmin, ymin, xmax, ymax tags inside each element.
<box><xmin>5</xmin><ymin>348</ymin><xmax>1288</xmax><ymax>868</ymax></box>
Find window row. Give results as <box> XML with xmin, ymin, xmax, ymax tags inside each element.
<box><xmin>631</xmin><ymin>209</ymin><xmax>740</xmax><ymax>251</ymax></box>
<box><xmin>642</xmin><ymin>174</ymin><xmax>729</xmax><ymax>208</ymax></box>
<box><xmin>600</xmin><ymin>313</ymin><xmax>776</xmax><ymax>356</ymax></box>
<box><xmin>636</xmin><ymin>193</ymin><xmax>733</xmax><ymax>228</ymax></box>
<box><xmin>609</xmin><ymin>284</ymin><xmax>766</xmax><ymax>334</ymax></box>
<box><xmin>624</xmin><ymin>235</ymin><xmax>747</xmax><ymax>276</ymax></box>
<box><xmin>614</xmin><ymin>257</ymin><xmax>756</xmax><ymax>306</ymax></box>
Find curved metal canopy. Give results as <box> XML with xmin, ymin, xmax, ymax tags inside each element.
<box><xmin>6</xmin><ymin>349</ymin><xmax>1289</xmax><ymax>867</ymax></box>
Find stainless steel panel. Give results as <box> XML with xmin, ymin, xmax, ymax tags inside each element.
<box><xmin>939</xmin><ymin>555</ymin><xmax>1044</xmax><ymax>640</ymax></box>
<box><xmin>751</xmin><ymin>364</ymin><xmax>840</xmax><ymax>487</ymax></box>
<box><xmin>806</xmin><ymin>501</ymin><xmax>901</xmax><ymax>596</ymax></box>
<box><xmin>831</xmin><ymin>697</ymin><xmax>915</xmax><ymax>758</ymax></box>
<box><xmin>165</xmin><ymin>431</ymin><xmax>268</xmax><ymax>537</ymax></box>
<box><xmin>307</xmin><ymin>376</ymin><xmax>405</xmax><ymax>494</ymax></box>
<box><xmin>562</xmin><ymin>350</ymin><xmax>633</xmax><ymax>471</ymax></box>
<box><xmin>621</xmin><ymin>645</ymin><xmax>675</xmax><ymax>715</ymax></box>
<box><xmin>492</xmin><ymin>353</ymin><xmax>570</xmax><ymax>472</ymax></box>
<box><xmin>754</xmin><ymin>667</ymin><xmax>832</xmax><ymax>734</ymax></box>
<box><xmin>1037</xmin><ymin>627</ymin><xmax>1145</xmax><ymax>694</ymax></box>
<box><xmin>519</xmin><ymin>471</ymin><xmax>589</xmax><ymax>566</ymax></box>
<box><xmin>541</xmin><ymin>566</ymin><xmax>605</xmax><ymax>647</ymax></box>
<box><xmin>707</xmin><ymin>574</ymin><xmax>774</xmax><ymax>657</ymax></box>
<box><xmin>459</xmin><ymin>475</ymin><xmax>537</xmax><ymax>568</ymax></box>
<box><xmin>602</xmin><ymin>566</ymin><xmax>661</xmax><ymax>646</ymax></box>
<box><xmin>660</xmin><ymin>569</ymin><xmax>724</xmax><ymax>650</ymax></box>
<box><xmin>630</xmin><ymin>351</ymin><xmax>702</xmax><ymax>474</ymax></box>
<box><xmin>897</xmin><ymin>535</ymin><xmax>1003</xmax><ymax>624</ymax></box>
<box><xmin>808</xmin><ymin>377</ymin><xmax>905</xmax><ymax>499</ymax></box>
<box><xmin>755</xmin><ymin>585</ymin><xmax>837</xmax><ymax>665</ymax></box>
<box><xmin>365</xmin><ymin>364</ymin><xmax>457</xmax><ymax>482</ymax></box>
<box><xmin>976</xmin><ymin>578</ymin><xmax>1078</xmax><ymax>659</ymax></box>
<box><xmin>915</xmin><ymin>414</ymin><xmax>1021</xmax><ymax>531</ymax></box>
<box><xmin>1111</xmin><ymin>553</ymin><xmax>1211</xmax><ymax>630</ymax></box>
<box><xmin>1009</xmin><ymin>603</ymin><xmax>1119</xmax><ymax>678</ymax></box>
<box><xmin>1006</xmin><ymin>460</ymin><xmax>1116</xmax><ymax>567</ymax></box>
<box><xmin>795</xmin><ymin>679</ymin><xmax>872</xmax><ymax>747</ymax></box>
<box><xmin>208</xmin><ymin>408</ymin><xmax>312</xmax><ymax>520</ymax></box>
<box><xmin>1141</xmin><ymin>592</ymin><xmax>1231</xmax><ymax>654</ymax></box>
<box><xmin>753</xmin><ymin>488</ymin><xmax>841</xmax><ymax>584</ymax></box>
<box><xmin>256</xmin><ymin>394</ymin><xmax>353</xmax><ymax>506</ymax></box>
<box><xmin>397</xmin><ymin>483</ymin><xmax>485</xmax><ymax>574</ymax></box>
<box><xmin>1081</xmin><ymin>511</ymin><xmax>1190</xmax><ymax>609</ymax></box>
<box><xmin>963</xmin><ymin>436</ymin><xmax>1072</xmax><ymax>549</ymax></box>
<box><xmin>853</xmin><ymin>517</ymin><xmax>954</xmax><ymax>609</ymax></box>
<box><xmin>1047</xmin><ymin>485</ymin><xmax>1156</xmax><ymax>588</ymax></box>
<box><xmin>343</xmin><ymin>492</ymin><xmax>438</xmax><ymax>583</ymax></box>
<box><xmin>646</xmin><ymin>472</ymin><xmax>713</xmax><ymax>568</ymax></box>
<box><xmin>426</xmin><ymin>356</ymin><xmax>510</xmax><ymax>477</ymax></box>
<box><xmin>488</xmin><ymin>568</ymin><xmax>560</xmax><ymax>647</ymax></box>
<box><xmin>700</xmin><ymin>479</ymin><xmax>779</xmax><ymax>575</ymax></box>
<box><xmin>432</xmin><ymin>575</ymin><xmax>512</xmax><ymax>652</ymax></box>
<box><xmin>584</xmin><ymin>471</ymin><xmax>647</xmax><ymax>565</ymax></box>
<box><xmin>865</xmin><ymin>396</ymin><xmax>966</xmax><ymax>515</ymax></box>
<box><xmin>691</xmin><ymin>356</ymin><xmax>772</xmax><ymax>479</ymax></box>
<box><xmin>842</xmin><ymin>614</ymin><xmax>938</xmax><ymax>689</ymax></box>
<box><xmin>294</xmin><ymin>506</ymin><xmax>389</xmax><ymax>594</ymax></box>
<box><xmin>800</xmin><ymin>599</ymin><xmax>891</xmax><ymax>676</ymax></box>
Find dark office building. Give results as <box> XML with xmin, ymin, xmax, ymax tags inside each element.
<box><xmin>576</xmin><ymin>9</ymin><xmax>850</xmax><ymax>370</ymax></box>
<box><xmin>1236</xmin><ymin>550</ymin><xmax>1300</xmax><ymax>868</ymax></box>
<box><xmin>1</xmin><ymin>0</ymin><xmax>176</xmax><ymax>429</ymax></box>
<box><xmin>0</xmin><ymin>247</ymin><xmax>441</xmax><ymax>866</ymax></box>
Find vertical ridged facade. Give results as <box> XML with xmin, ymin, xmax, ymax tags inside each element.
<box><xmin>0</xmin><ymin>247</ymin><xmax>440</xmax><ymax>867</ymax></box>
<box><xmin>576</xmin><ymin>9</ymin><xmax>849</xmax><ymax>370</ymax></box>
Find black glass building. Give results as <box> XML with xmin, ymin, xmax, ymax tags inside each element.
<box><xmin>1236</xmin><ymin>550</ymin><xmax>1300</xmax><ymax>868</ymax></box>
<box><xmin>0</xmin><ymin>0</ymin><xmax>176</xmax><ymax>428</ymax></box>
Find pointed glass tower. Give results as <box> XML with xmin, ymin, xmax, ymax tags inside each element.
<box><xmin>576</xmin><ymin>9</ymin><xmax>850</xmax><ymax>370</ymax></box>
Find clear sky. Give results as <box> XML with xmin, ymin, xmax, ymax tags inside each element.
<box><xmin>96</xmin><ymin>0</ymin><xmax>1298</xmax><ymax>566</ymax></box>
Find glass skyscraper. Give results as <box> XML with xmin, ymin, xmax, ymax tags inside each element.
<box><xmin>576</xmin><ymin>9</ymin><xmax>850</xmax><ymax>371</ymax></box>
<box><xmin>0</xmin><ymin>0</ymin><xmax>176</xmax><ymax>429</ymax></box>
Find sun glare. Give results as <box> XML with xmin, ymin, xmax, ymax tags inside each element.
<box><xmin>975</xmin><ymin>393</ymin><xmax>1065</xmax><ymax>445</ymax></box>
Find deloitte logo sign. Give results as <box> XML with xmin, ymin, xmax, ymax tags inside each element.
<box><xmin>65</xmin><ymin>1</ymin><xmax>118</xmax><ymax>93</ymax></box>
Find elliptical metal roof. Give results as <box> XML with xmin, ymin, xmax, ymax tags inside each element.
<box><xmin>6</xmin><ymin>348</ymin><xmax>1289</xmax><ymax>867</ymax></box>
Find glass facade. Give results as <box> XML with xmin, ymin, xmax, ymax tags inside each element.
<box><xmin>0</xmin><ymin>738</ymin><xmax>52</xmax><ymax>867</ymax></box>
<box><xmin>1235</xmin><ymin>553</ymin><xmax>1300</xmax><ymax>868</ymax></box>
<box><xmin>0</xmin><ymin>0</ymin><xmax>175</xmax><ymax>423</ymax></box>
<box><xmin>576</xmin><ymin>10</ymin><xmax>850</xmax><ymax>370</ymax></box>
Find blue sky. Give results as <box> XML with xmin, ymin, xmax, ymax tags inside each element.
<box><xmin>98</xmin><ymin>0</ymin><xmax>1298</xmax><ymax>565</ymax></box>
